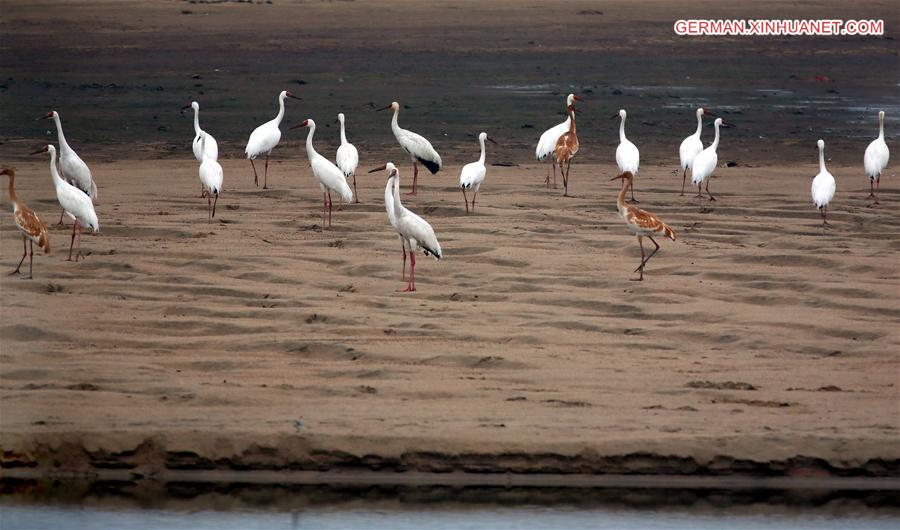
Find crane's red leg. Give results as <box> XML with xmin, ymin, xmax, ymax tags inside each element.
<box><xmin>322</xmin><ymin>192</ymin><xmax>327</xmax><ymax>227</ymax></box>
<box><xmin>263</xmin><ymin>154</ymin><xmax>270</xmax><ymax>189</ymax></box>
<box><xmin>327</xmin><ymin>191</ymin><xmax>333</xmax><ymax>228</ymax></box>
<box><xmin>633</xmin><ymin>236</ymin><xmax>645</xmax><ymax>281</ymax></box>
<box><xmin>462</xmin><ymin>188</ymin><xmax>469</xmax><ymax>214</ymax></box>
<box><xmin>212</xmin><ymin>193</ymin><xmax>218</xmax><ymax>218</ymax></box>
<box><xmin>680</xmin><ymin>168</ymin><xmax>687</xmax><ymax>196</ymax></box>
<box><xmin>875</xmin><ymin>177</ymin><xmax>880</xmax><ymax>204</ymax></box>
<box><xmin>207</xmin><ymin>195</ymin><xmax>212</xmax><ymax>222</ymax></box>
<box><xmin>75</xmin><ymin>222</ymin><xmax>84</xmax><ymax>261</ymax></box>
<box><xmin>27</xmin><ymin>240</ymin><xmax>33</xmax><ymax>280</ymax></box>
<box><xmin>352</xmin><ymin>175</ymin><xmax>359</xmax><ymax>204</ymax></box>
<box><xmin>406</xmin><ymin>163</ymin><xmax>418</xmax><ymax>196</ymax></box>
<box><xmin>10</xmin><ymin>236</ymin><xmax>26</xmax><ymax>275</ymax></box>
<box><xmin>401</xmin><ymin>252</ymin><xmax>416</xmax><ymax>292</ymax></box>
<box><xmin>401</xmin><ymin>242</ymin><xmax>407</xmax><ymax>281</ymax></box>
<box><xmin>472</xmin><ymin>192</ymin><xmax>477</xmax><ymax>213</ymax></box>
<box><xmin>250</xmin><ymin>159</ymin><xmax>259</xmax><ymax>187</ymax></box>
<box><xmin>57</xmin><ymin>208</ymin><xmax>66</xmax><ymax>226</ymax></box>
<box><xmin>67</xmin><ymin>221</ymin><xmax>78</xmax><ymax>261</ymax></box>
<box><xmin>635</xmin><ymin>236</ymin><xmax>661</xmax><ymax>273</ymax></box>
<box><xmin>706</xmin><ymin>179</ymin><xmax>716</xmax><ymax>201</ymax></box>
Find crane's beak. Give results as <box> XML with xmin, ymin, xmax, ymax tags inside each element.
<box><xmin>721</xmin><ymin>121</ymin><xmax>735</xmax><ymax>128</ymax></box>
<box><xmin>180</xmin><ymin>104</ymin><xmax>191</xmax><ymax>112</ymax></box>
<box><xmin>573</xmin><ymin>95</ymin><xmax>584</xmax><ymax>102</ymax></box>
<box><xmin>486</xmin><ymin>137</ymin><xmax>499</xmax><ymax>145</ymax></box>
<box><xmin>610</xmin><ymin>113</ymin><xmax>619</xmax><ymax>120</ymax></box>
<box><xmin>288</xmin><ymin>120</ymin><xmax>309</xmax><ymax>130</ymax></box>
<box><xmin>703</xmin><ymin>109</ymin><xmax>718</xmax><ymax>118</ymax></box>
<box><xmin>35</xmin><ymin>113</ymin><xmax>52</xmax><ymax>121</ymax></box>
<box><xmin>29</xmin><ymin>146</ymin><xmax>47</xmax><ymax>155</ymax></box>
<box><xmin>368</xmin><ymin>164</ymin><xmax>387</xmax><ymax>173</ymax></box>
<box><xmin>375</xmin><ymin>104</ymin><xmax>391</xmax><ymax>112</ymax></box>
<box><xmin>285</xmin><ymin>92</ymin><xmax>302</xmax><ymax>100</ymax></box>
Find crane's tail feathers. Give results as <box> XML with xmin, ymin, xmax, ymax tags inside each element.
<box><xmin>662</xmin><ymin>224</ymin><xmax>676</xmax><ymax>242</ymax></box>
<box><xmin>423</xmin><ymin>246</ymin><xmax>442</xmax><ymax>259</ymax></box>
<box><xmin>340</xmin><ymin>185</ymin><xmax>353</xmax><ymax>203</ymax></box>
<box><xmin>418</xmin><ymin>157</ymin><xmax>441</xmax><ymax>175</ymax></box>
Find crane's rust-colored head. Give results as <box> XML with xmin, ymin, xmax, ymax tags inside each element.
<box><xmin>36</xmin><ymin>111</ymin><xmax>56</xmax><ymax>121</ymax></box>
<box><xmin>281</xmin><ymin>90</ymin><xmax>301</xmax><ymax>101</ymax></box>
<box><xmin>0</xmin><ymin>167</ymin><xmax>14</xmax><ymax>178</ymax></box>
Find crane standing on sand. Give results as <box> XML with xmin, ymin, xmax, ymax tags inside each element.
<box><xmin>536</xmin><ymin>93</ymin><xmax>582</xmax><ymax>189</ymax></box>
<box><xmin>245</xmin><ymin>90</ymin><xmax>302</xmax><ymax>189</ymax></box>
<box><xmin>377</xmin><ymin>102</ymin><xmax>442</xmax><ymax>196</ymax></box>
<box><xmin>612</xmin><ymin>171</ymin><xmax>676</xmax><ymax>281</ymax></box>
<box><xmin>3</xmin><ymin>167</ymin><xmax>51</xmax><ymax>280</ymax></box>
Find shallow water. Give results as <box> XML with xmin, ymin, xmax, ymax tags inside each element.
<box><xmin>3</xmin><ymin>503</ymin><xmax>898</xmax><ymax>530</ymax></box>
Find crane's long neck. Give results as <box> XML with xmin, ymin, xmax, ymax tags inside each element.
<box><xmin>710</xmin><ymin>122</ymin><xmax>721</xmax><ymax>151</ymax></box>
<box><xmin>478</xmin><ymin>137</ymin><xmax>486</xmax><ymax>164</ymax></box>
<box><xmin>619</xmin><ymin>115</ymin><xmax>626</xmax><ymax>143</ymax></box>
<box><xmin>391</xmin><ymin>174</ymin><xmax>404</xmax><ymax>220</ymax></box>
<box><xmin>53</xmin><ymin>114</ymin><xmax>69</xmax><ymax>150</ymax></box>
<box><xmin>818</xmin><ymin>145</ymin><xmax>826</xmax><ymax>174</ymax></box>
<box><xmin>275</xmin><ymin>94</ymin><xmax>286</xmax><ymax>125</ymax></box>
<box><xmin>879</xmin><ymin>113</ymin><xmax>885</xmax><ymax>140</ymax></box>
<box><xmin>193</xmin><ymin>107</ymin><xmax>202</xmax><ymax>136</ymax></box>
<box><xmin>695</xmin><ymin>112</ymin><xmax>703</xmax><ymax>137</ymax></box>
<box><xmin>568</xmin><ymin>109</ymin><xmax>577</xmax><ymax>136</ymax></box>
<box><xmin>305</xmin><ymin>123</ymin><xmax>317</xmax><ymax>160</ymax></box>
<box><xmin>7</xmin><ymin>173</ymin><xmax>18</xmax><ymax>205</ymax></box>
<box><xmin>391</xmin><ymin>107</ymin><xmax>401</xmax><ymax>136</ymax></box>
<box><xmin>339</xmin><ymin>119</ymin><xmax>348</xmax><ymax>145</ymax></box>
<box><xmin>49</xmin><ymin>149</ymin><xmax>63</xmax><ymax>188</ymax></box>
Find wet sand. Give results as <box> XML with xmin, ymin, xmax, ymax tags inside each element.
<box><xmin>1</xmin><ymin>159</ymin><xmax>898</xmax><ymax>475</ymax></box>
<box><xmin>0</xmin><ymin>0</ymin><xmax>899</xmax><ymax>477</ymax></box>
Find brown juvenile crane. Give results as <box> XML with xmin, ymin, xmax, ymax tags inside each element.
<box><xmin>2</xmin><ymin>167</ymin><xmax>51</xmax><ymax>279</ymax></box>
<box><xmin>612</xmin><ymin>171</ymin><xmax>676</xmax><ymax>281</ymax></box>
<box><xmin>554</xmin><ymin>104</ymin><xmax>579</xmax><ymax>197</ymax></box>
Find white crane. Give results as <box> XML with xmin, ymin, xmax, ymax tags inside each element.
<box><xmin>377</xmin><ymin>101</ymin><xmax>442</xmax><ymax>196</ymax></box>
<box><xmin>245</xmin><ymin>90</ymin><xmax>301</xmax><ymax>189</ymax></box>
<box><xmin>614</xmin><ymin>109</ymin><xmax>640</xmax><ymax>202</ymax></box>
<box><xmin>374</xmin><ymin>162</ymin><xmax>442</xmax><ymax>291</ymax></box>
<box><xmin>369</xmin><ymin>162</ymin><xmax>409</xmax><ymax>280</ymax></box>
<box><xmin>678</xmin><ymin>108</ymin><xmax>715</xmax><ymax>195</ymax></box>
<box><xmin>31</xmin><ymin>145</ymin><xmax>99</xmax><ymax>262</ymax></box>
<box><xmin>536</xmin><ymin>93</ymin><xmax>582</xmax><ymax>188</ymax></box>
<box><xmin>199</xmin><ymin>135</ymin><xmax>224</xmax><ymax>222</ymax></box>
<box><xmin>691</xmin><ymin>118</ymin><xmax>725</xmax><ymax>201</ymax></box>
<box><xmin>182</xmin><ymin>101</ymin><xmax>219</xmax><ymax>162</ymax></box>
<box><xmin>812</xmin><ymin>139</ymin><xmax>836</xmax><ymax>226</ymax></box>
<box><xmin>38</xmin><ymin>110</ymin><xmax>97</xmax><ymax>224</ymax></box>
<box><xmin>291</xmin><ymin>119</ymin><xmax>352</xmax><ymax>228</ymax></box>
<box><xmin>864</xmin><ymin>110</ymin><xmax>890</xmax><ymax>204</ymax></box>
<box><xmin>459</xmin><ymin>132</ymin><xmax>494</xmax><ymax>214</ymax></box>
<box><xmin>335</xmin><ymin>113</ymin><xmax>360</xmax><ymax>203</ymax></box>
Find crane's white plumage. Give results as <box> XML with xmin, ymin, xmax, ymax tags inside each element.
<box><xmin>691</xmin><ymin>118</ymin><xmax>723</xmax><ymax>200</ymax></box>
<box><xmin>199</xmin><ymin>135</ymin><xmax>223</xmax><ymax>221</ymax></box>
<box><xmin>336</xmin><ymin>112</ymin><xmax>360</xmax><ymax>202</ymax></box>
<box><xmin>42</xmin><ymin>145</ymin><xmax>98</xmax><ymax>232</ymax></box>
<box><xmin>536</xmin><ymin>94</ymin><xmax>578</xmax><ymax>161</ymax></box>
<box><xmin>679</xmin><ymin>108</ymin><xmax>706</xmax><ymax>172</ymax></box>
<box><xmin>381</xmin><ymin>163</ymin><xmax>441</xmax><ymax>290</ymax></box>
<box><xmin>245</xmin><ymin>90</ymin><xmax>300</xmax><ymax>188</ymax></box>
<box><xmin>812</xmin><ymin>139</ymin><xmax>836</xmax><ymax>209</ymax></box>
<box><xmin>42</xmin><ymin>111</ymin><xmax>97</xmax><ymax>201</ymax></box>
<box><xmin>864</xmin><ymin>111</ymin><xmax>890</xmax><ymax>180</ymax></box>
<box><xmin>864</xmin><ymin>111</ymin><xmax>889</xmax><ymax>203</ymax></box>
<box><xmin>379</xmin><ymin>101</ymin><xmax>441</xmax><ymax>195</ymax></box>
<box><xmin>187</xmin><ymin>101</ymin><xmax>218</xmax><ymax>162</ymax></box>
<box><xmin>335</xmin><ymin>113</ymin><xmax>359</xmax><ymax>178</ymax></box>
<box><xmin>296</xmin><ymin>119</ymin><xmax>351</xmax><ymax>227</ymax></box>
<box><xmin>379</xmin><ymin>162</ymin><xmax>409</xmax><ymax>279</ymax></box>
<box><xmin>459</xmin><ymin>132</ymin><xmax>489</xmax><ymax>214</ymax></box>
<box><xmin>615</xmin><ymin>109</ymin><xmax>640</xmax><ymax>174</ymax></box>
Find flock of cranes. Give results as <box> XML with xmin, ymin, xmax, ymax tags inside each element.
<box><xmin>2</xmin><ymin>92</ymin><xmax>892</xmax><ymax>288</ymax></box>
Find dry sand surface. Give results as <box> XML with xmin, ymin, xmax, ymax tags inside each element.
<box><xmin>0</xmin><ymin>0</ymin><xmax>898</xmax><ymax>477</ymax></box>
<box><xmin>1</xmin><ymin>159</ymin><xmax>898</xmax><ymax>474</ymax></box>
